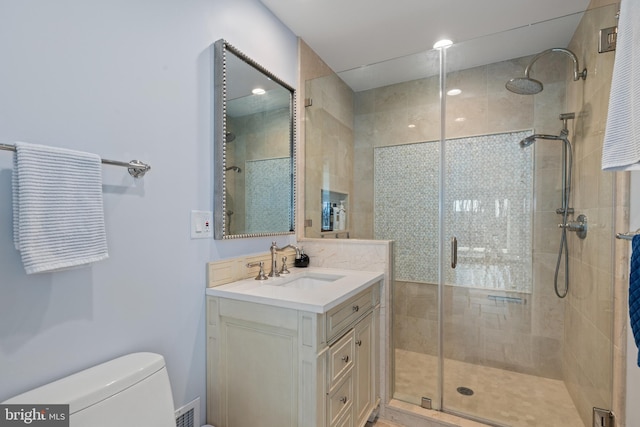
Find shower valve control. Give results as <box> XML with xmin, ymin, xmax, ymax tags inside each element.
<box><xmin>558</xmin><ymin>214</ymin><xmax>587</xmax><ymax>239</ymax></box>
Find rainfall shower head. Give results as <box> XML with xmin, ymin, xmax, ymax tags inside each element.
<box><xmin>506</xmin><ymin>77</ymin><xmax>544</xmax><ymax>95</ymax></box>
<box><xmin>225</xmin><ymin>165</ymin><xmax>242</xmax><ymax>173</ymax></box>
<box><xmin>506</xmin><ymin>48</ymin><xmax>587</xmax><ymax>95</ymax></box>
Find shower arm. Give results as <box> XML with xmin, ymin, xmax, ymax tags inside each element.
<box><xmin>524</xmin><ymin>48</ymin><xmax>587</xmax><ymax>82</ymax></box>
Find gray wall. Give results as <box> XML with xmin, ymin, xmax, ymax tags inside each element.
<box><xmin>0</xmin><ymin>0</ymin><xmax>297</xmax><ymax>422</ymax></box>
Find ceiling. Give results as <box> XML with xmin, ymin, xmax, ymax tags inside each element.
<box><xmin>259</xmin><ymin>0</ymin><xmax>593</xmax><ymax>91</ymax></box>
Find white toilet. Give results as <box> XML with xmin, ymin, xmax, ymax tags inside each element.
<box><xmin>3</xmin><ymin>352</ymin><xmax>176</xmax><ymax>426</ymax></box>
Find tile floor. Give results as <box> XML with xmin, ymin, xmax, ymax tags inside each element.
<box><xmin>391</xmin><ymin>349</ymin><xmax>584</xmax><ymax>427</ymax></box>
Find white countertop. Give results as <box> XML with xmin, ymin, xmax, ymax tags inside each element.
<box><xmin>205</xmin><ymin>267</ymin><xmax>383</xmax><ymax>313</ymax></box>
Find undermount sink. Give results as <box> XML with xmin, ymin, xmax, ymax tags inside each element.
<box><xmin>267</xmin><ymin>272</ymin><xmax>344</xmax><ymax>290</ymax></box>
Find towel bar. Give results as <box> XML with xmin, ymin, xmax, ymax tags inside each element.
<box><xmin>0</xmin><ymin>143</ymin><xmax>151</xmax><ymax>178</ymax></box>
<box><xmin>616</xmin><ymin>229</ymin><xmax>640</xmax><ymax>240</ymax></box>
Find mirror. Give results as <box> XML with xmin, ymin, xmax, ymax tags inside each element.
<box><xmin>214</xmin><ymin>39</ymin><xmax>296</xmax><ymax>239</ymax></box>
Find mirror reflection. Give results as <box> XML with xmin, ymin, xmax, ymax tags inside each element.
<box><xmin>214</xmin><ymin>39</ymin><xmax>295</xmax><ymax>239</ymax></box>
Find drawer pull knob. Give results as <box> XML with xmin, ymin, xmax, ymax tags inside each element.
<box><xmin>356</xmin><ymin>340</ymin><xmax>362</xmax><ymax>346</ymax></box>
<box><xmin>352</xmin><ymin>305</ymin><xmax>359</xmax><ymax>312</ymax></box>
<box><xmin>340</xmin><ymin>396</ymin><xmax>348</xmax><ymax>404</ymax></box>
<box><xmin>342</xmin><ymin>355</ymin><xmax>350</xmax><ymax>363</ymax></box>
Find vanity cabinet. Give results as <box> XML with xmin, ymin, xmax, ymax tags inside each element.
<box><xmin>206</xmin><ymin>281</ymin><xmax>380</xmax><ymax>427</ymax></box>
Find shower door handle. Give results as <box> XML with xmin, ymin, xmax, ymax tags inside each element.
<box><xmin>451</xmin><ymin>236</ymin><xmax>458</xmax><ymax>269</ymax></box>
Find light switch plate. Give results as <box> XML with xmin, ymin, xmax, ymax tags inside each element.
<box><xmin>191</xmin><ymin>210</ymin><xmax>213</xmax><ymax>239</ymax></box>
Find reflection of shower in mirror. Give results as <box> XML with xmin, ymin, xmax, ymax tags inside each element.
<box><xmin>226</xmin><ymin>210</ymin><xmax>234</xmax><ymax>232</ymax></box>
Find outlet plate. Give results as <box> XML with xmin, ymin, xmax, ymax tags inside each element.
<box><xmin>191</xmin><ymin>210</ymin><xmax>213</xmax><ymax>239</ymax></box>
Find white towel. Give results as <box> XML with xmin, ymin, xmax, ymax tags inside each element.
<box><xmin>602</xmin><ymin>0</ymin><xmax>640</xmax><ymax>171</ymax></box>
<box><xmin>12</xmin><ymin>141</ymin><xmax>108</xmax><ymax>274</ymax></box>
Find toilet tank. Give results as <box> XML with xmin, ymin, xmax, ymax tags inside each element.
<box><xmin>3</xmin><ymin>352</ymin><xmax>176</xmax><ymax>427</ymax></box>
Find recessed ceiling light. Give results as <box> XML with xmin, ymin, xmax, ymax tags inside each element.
<box><xmin>454</xmin><ymin>117</ymin><xmax>466</xmax><ymax>122</ymax></box>
<box><xmin>447</xmin><ymin>88</ymin><xmax>462</xmax><ymax>96</ymax></box>
<box><xmin>252</xmin><ymin>88</ymin><xmax>266</xmax><ymax>95</ymax></box>
<box><xmin>433</xmin><ymin>39</ymin><xmax>453</xmax><ymax>50</ymax></box>
<box><xmin>408</xmin><ymin>124</ymin><xmax>416</xmax><ymax>128</ymax></box>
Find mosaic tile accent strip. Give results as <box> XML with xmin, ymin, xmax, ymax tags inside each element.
<box><xmin>374</xmin><ymin>130</ymin><xmax>533</xmax><ymax>292</ymax></box>
<box><xmin>374</xmin><ymin>142</ymin><xmax>440</xmax><ymax>282</ymax></box>
<box><xmin>245</xmin><ymin>157</ymin><xmax>292</xmax><ymax>234</ymax></box>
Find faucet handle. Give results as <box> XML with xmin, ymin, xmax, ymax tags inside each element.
<box><xmin>280</xmin><ymin>256</ymin><xmax>290</xmax><ymax>275</ymax></box>
<box><xmin>246</xmin><ymin>261</ymin><xmax>268</xmax><ymax>280</ymax></box>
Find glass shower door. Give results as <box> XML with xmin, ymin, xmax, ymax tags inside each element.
<box><xmin>438</xmin><ymin>8</ymin><xmax>616</xmax><ymax>423</ymax></box>
<box><xmin>440</xmin><ymin>128</ymin><xmax>537</xmax><ymax>425</ymax></box>
<box><xmin>438</xmin><ymin>37</ymin><xmax>559</xmax><ymax>426</ymax></box>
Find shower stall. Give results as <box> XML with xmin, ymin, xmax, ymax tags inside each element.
<box><xmin>303</xmin><ymin>4</ymin><xmax>620</xmax><ymax>426</ymax></box>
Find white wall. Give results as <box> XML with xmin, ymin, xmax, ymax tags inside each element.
<box><xmin>627</xmin><ymin>172</ymin><xmax>640</xmax><ymax>424</ymax></box>
<box><xmin>0</xmin><ymin>0</ymin><xmax>297</xmax><ymax>421</ymax></box>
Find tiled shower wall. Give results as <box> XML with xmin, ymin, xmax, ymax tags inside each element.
<box><xmin>564</xmin><ymin>3</ymin><xmax>620</xmax><ymax>425</ymax></box>
<box><xmin>245</xmin><ymin>157</ymin><xmax>291</xmax><ymax>233</ymax></box>
<box><xmin>226</xmin><ymin>107</ymin><xmax>290</xmax><ymax>234</ymax></box>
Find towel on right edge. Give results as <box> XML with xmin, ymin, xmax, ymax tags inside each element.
<box><xmin>630</xmin><ymin>234</ymin><xmax>640</xmax><ymax>366</ymax></box>
<box><xmin>602</xmin><ymin>0</ymin><xmax>640</xmax><ymax>171</ymax></box>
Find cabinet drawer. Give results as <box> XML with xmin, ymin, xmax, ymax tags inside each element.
<box><xmin>328</xmin><ymin>330</ymin><xmax>354</xmax><ymax>388</ymax></box>
<box><xmin>328</xmin><ymin>375</ymin><xmax>353</xmax><ymax>426</ymax></box>
<box><xmin>327</xmin><ymin>287</ymin><xmax>373</xmax><ymax>342</ymax></box>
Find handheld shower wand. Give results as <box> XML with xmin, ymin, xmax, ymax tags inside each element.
<box><xmin>519</xmin><ymin>113</ymin><xmax>577</xmax><ymax>298</ymax></box>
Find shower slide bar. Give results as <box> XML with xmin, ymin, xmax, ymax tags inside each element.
<box><xmin>616</xmin><ymin>229</ymin><xmax>640</xmax><ymax>241</ymax></box>
<box><xmin>0</xmin><ymin>143</ymin><xmax>151</xmax><ymax>178</ymax></box>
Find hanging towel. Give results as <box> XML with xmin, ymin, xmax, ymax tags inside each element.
<box><xmin>630</xmin><ymin>234</ymin><xmax>640</xmax><ymax>366</ymax></box>
<box><xmin>12</xmin><ymin>141</ymin><xmax>108</xmax><ymax>274</ymax></box>
<box><xmin>602</xmin><ymin>0</ymin><xmax>640</xmax><ymax>171</ymax></box>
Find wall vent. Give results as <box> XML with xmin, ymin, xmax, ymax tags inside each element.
<box><xmin>175</xmin><ymin>397</ymin><xmax>200</xmax><ymax>427</ymax></box>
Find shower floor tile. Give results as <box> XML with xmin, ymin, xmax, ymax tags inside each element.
<box><xmin>394</xmin><ymin>349</ymin><xmax>584</xmax><ymax>427</ymax></box>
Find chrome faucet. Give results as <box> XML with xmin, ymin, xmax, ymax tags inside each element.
<box><xmin>269</xmin><ymin>241</ymin><xmax>300</xmax><ymax>277</ymax></box>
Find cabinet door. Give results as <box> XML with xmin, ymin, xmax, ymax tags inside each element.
<box><xmin>220</xmin><ymin>318</ymin><xmax>298</xmax><ymax>427</ymax></box>
<box><xmin>354</xmin><ymin>312</ymin><xmax>374</xmax><ymax>427</ymax></box>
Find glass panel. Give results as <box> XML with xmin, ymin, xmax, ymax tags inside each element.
<box><xmin>304</xmin><ymin>74</ymin><xmax>354</xmax><ymax>239</ymax></box>
<box><xmin>440</xmin><ymin>5</ymin><xmax>616</xmax><ymax>426</ymax></box>
<box><xmin>359</xmin><ymin>47</ymin><xmax>443</xmax><ymax>408</ymax></box>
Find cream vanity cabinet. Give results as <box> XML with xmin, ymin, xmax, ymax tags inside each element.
<box><xmin>206</xmin><ymin>280</ymin><xmax>380</xmax><ymax>427</ymax></box>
